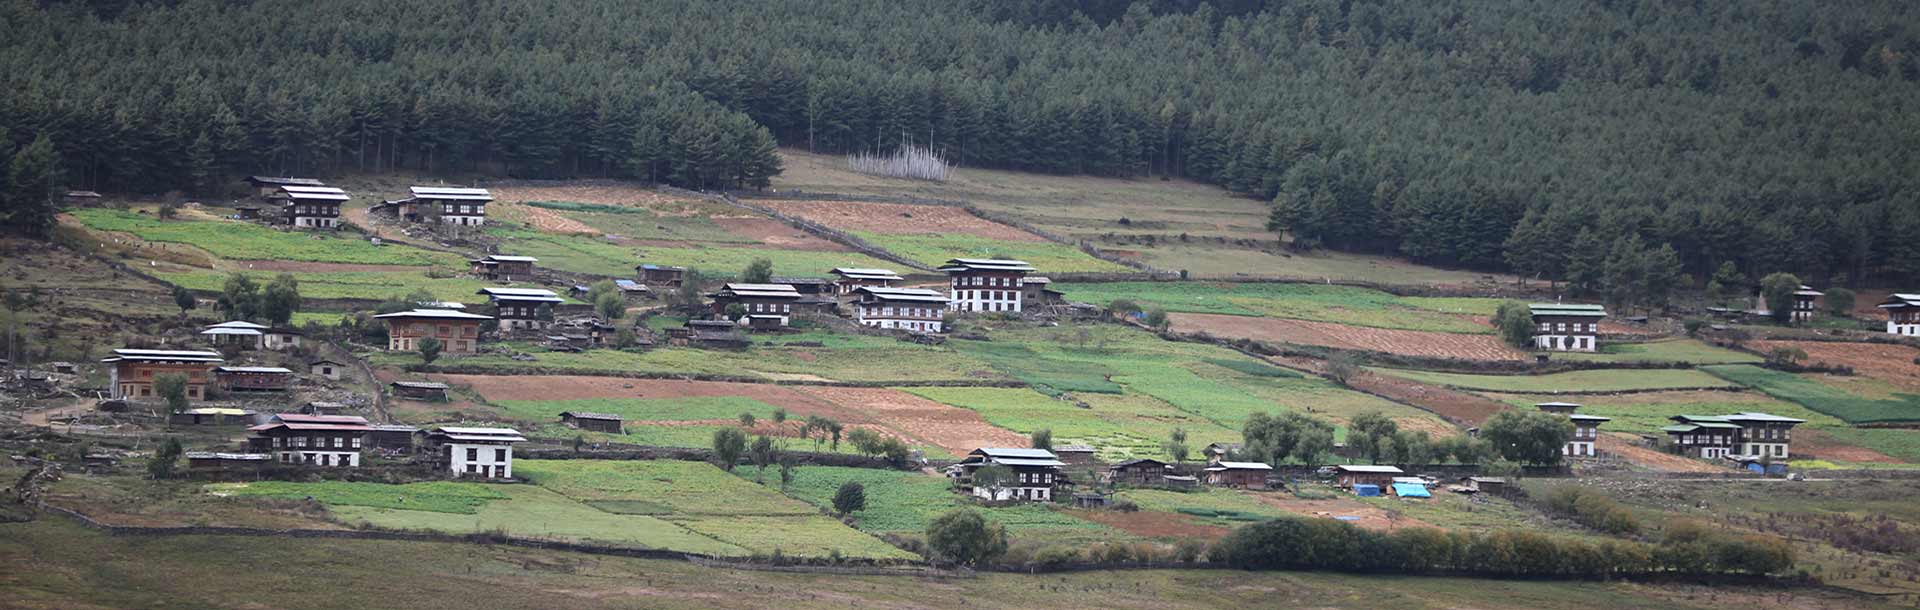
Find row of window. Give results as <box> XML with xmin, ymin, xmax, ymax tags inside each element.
<box><xmin>498</xmin><ymin>306</ymin><xmax>543</xmax><ymax>317</ymax></box>
<box><xmin>864</xmin><ymin>319</ymin><xmax>942</xmax><ymax>333</ymax></box>
<box><xmin>464</xmin><ymin>447</ymin><xmax>510</xmax><ymax>462</ymax></box>
<box><xmin>955</xmin><ymin>301</ymin><xmax>1019</xmax><ymax>312</ymax></box>
<box><xmin>391</xmin><ymin>338</ymin><xmax>474</xmax><ymax>352</ymax></box>
<box><xmin>746</xmin><ymin>302</ymin><xmax>792</xmax><ymax>313</ymax></box>
<box><xmin>406</xmin><ymin>323</ymin><xmax>478</xmax><ymax>337</ymax></box>
<box><xmin>1017</xmin><ymin>472</ymin><xmax>1056</xmax><ymax>485</ymax></box>
<box><xmin>279</xmin><ymin>451</ymin><xmax>359</xmax><ymax>467</ymax></box>
<box><xmin>1744</xmin><ymin>444</ymin><xmax>1788</xmax><ymax>458</ymax></box>
<box><xmin>862</xmin><ymin>306</ymin><xmax>939</xmax><ymax>319</ymax></box>
<box><xmin>277</xmin><ymin>436</ymin><xmax>363</xmax><ymax>449</ymax></box>
<box><xmin>439</xmin><ymin>204</ymin><xmax>485</xmax><ymax>214</ymax></box>
<box><xmin>443</xmin><ymin>216</ymin><xmax>484</xmax><ymax>226</ymax></box>
<box><xmin>289</xmin><ymin>205</ymin><xmax>337</xmax><ymax>215</ymax></box>
<box><xmin>1538</xmin><ymin>323</ymin><xmax>1599</xmax><ymax>333</ymax></box>
<box><xmin>953</xmin><ymin>276</ymin><xmax>1020</xmax><ymax>287</ymax></box>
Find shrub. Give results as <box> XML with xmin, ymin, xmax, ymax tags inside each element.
<box><xmin>1543</xmin><ymin>485</ymin><xmax>1640</xmax><ymax>536</ymax></box>
<box><xmin>926</xmin><ymin>509</ymin><xmax>1008</xmax><ymax>567</ymax></box>
<box><xmin>1825</xmin><ymin>287</ymin><xmax>1855</xmax><ymax>316</ymax></box>
<box><xmin>1032</xmin><ymin>545</ymin><xmax>1081</xmax><ymax>568</ymax></box>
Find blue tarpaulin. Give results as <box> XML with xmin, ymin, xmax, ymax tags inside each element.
<box><xmin>1392</xmin><ymin>483</ymin><xmax>1431</xmax><ymax>498</ymax></box>
<box><xmin>1353</xmin><ymin>484</ymin><xmax>1382</xmax><ymax>497</ymax></box>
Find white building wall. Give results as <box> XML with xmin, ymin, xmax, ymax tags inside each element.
<box><xmin>442</xmin><ymin>215</ymin><xmax>486</xmax><ymax>226</ymax></box>
<box><xmin>1742</xmin><ymin>442</ymin><xmax>1789</xmax><ymax>459</ymax></box>
<box><xmin>448</xmin><ymin>442</ymin><xmax>513</xmax><ymax>478</ymax></box>
<box><xmin>276</xmin><ymin>450</ymin><xmax>361</xmax><ymax>467</ymax></box>
<box><xmin>1889</xmin><ymin>321</ymin><xmax>1920</xmax><ymax>337</ymax></box>
<box><xmin>1533</xmin><ymin>334</ymin><xmax>1596</xmax><ymax>352</ymax></box>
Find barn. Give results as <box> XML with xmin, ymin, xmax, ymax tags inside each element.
<box><xmin>559</xmin><ymin>411</ymin><xmax>624</xmax><ymax>434</ymax></box>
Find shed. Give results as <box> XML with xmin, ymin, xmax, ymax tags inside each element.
<box><xmin>1105</xmin><ymin>458</ymin><xmax>1171</xmax><ymax>486</ymax></box>
<box><xmin>168</xmin><ymin>407</ymin><xmax>257</xmax><ymax>426</ymax></box>
<box><xmin>1161</xmin><ymin>474</ymin><xmax>1199</xmax><ymax>489</ymax></box>
<box><xmin>185</xmin><ymin>452</ymin><xmax>272</xmax><ymax>472</ymax></box>
<box><xmin>559</xmin><ymin>411</ymin><xmax>624</xmax><ymax>434</ymax></box>
<box><xmin>1072</xmin><ymin>492</ymin><xmax>1112</xmax><ymax>509</ymax></box>
<box><xmin>214</xmin><ymin>366</ymin><xmax>294</xmax><ymax>392</ymax></box>
<box><xmin>1204</xmin><ymin>461</ymin><xmax>1274</xmax><ymax>490</ymax></box>
<box><xmin>1052</xmin><ymin>444</ymin><xmax>1096</xmax><ymax>465</ymax></box>
<box><xmin>390</xmin><ymin>381</ymin><xmax>449</xmax><ymax>401</ymax></box>
<box><xmin>1461</xmin><ymin>477</ymin><xmax>1508</xmax><ymax>495</ymax></box>
<box><xmin>1334</xmin><ymin>464</ymin><xmax>1404</xmax><ymax>488</ymax></box>
<box><xmin>369</xmin><ymin>424</ymin><xmax>419</xmax><ymax>453</ymax></box>
<box><xmin>299</xmin><ymin>402</ymin><xmax>348</xmax><ymax>416</ymax></box>
<box><xmin>309</xmin><ymin>360</ymin><xmax>345</xmax><ymax>380</ymax></box>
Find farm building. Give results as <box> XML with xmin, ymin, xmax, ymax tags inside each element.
<box><xmin>744</xmin><ymin>315</ymin><xmax>784</xmax><ymax>331</ymax></box>
<box><xmin>185</xmin><ymin>452</ymin><xmax>272</xmax><ymax>473</ymax></box>
<box><xmin>853</xmin><ymin>287</ymin><xmax>948</xmax><ymax>333</ymax></box>
<box><xmin>390</xmin><ymin>381</ymin><xmax>450</xmax><ymax>401</ymax></box>
<box><xmin>1529</xmin><ymin>303</ymin><xmax>1605</xmax><ymax>352</ymax></box>
<box><xmin>102</xmin><ymin>348</ymin><xmax>223</xmax><ymax>401</ymax></box>
<box><xmin>64</xmin><ymin>190</ymin><xmax>102</xmax><ymax>205</ymax></box>
<box><xmin>1536</xmin><ymin>402</ymin><xmax>1609</xmax><ymax>458</ymax></box>
<box><xmin>948</xmin><ymin>447</ymin><xmax>1064</xmax><ymax>502</ymax></box>
<box><xmin>299</xmin><ymin>402</ymin><xmax>347</xmax><ymax>416</ymax></box>
<box><xmin>309</xmin><ymin>360</ymin><xmax>344</xmax><ymax>380</ymax></box>
<box><xmin>1790</xmin><ymin>286</ymin><xmax>1823</xmax><ymax>322</ymax></box>
<box><xmin>635</xmin><ymin>264</ymin><xmax>686</xmax><ymax>287</ymax></box>
<box><xmin>1020</xmin><ymin>277</ymin><xmax>1066</xmax><ymax>307</ymax></box>
<box><xmin>469</xmin><ymin>255</ymin><xmax>538</xmax><ymax>280</ymax></box>
<box><xmin>673</xmin><ymin>320</ymin><xmax>749</xmax><ymax>348</ymax></box>
<box><xmin>830</xmin><ymin>268</ymin><xmax>902</xmax><ymax>294</ymax></box>
<box><xmin>1053</xmin><ymin>444</ymin><xmax>1096</xmax><ymax>465</ymax></box>
<box><xmin>709</xmin><ymin>283</ymin><xmax>803</xmax><ymax>326</ymax></box>
<box><xmin>369</xmin><ymin>424</ymin><xmax>419</xmax><ymax>453</ymax></box>
<box><xmin>941</xmin><ymin>258</ymin><xmax>1036</xmax><ymax>313</ymax></box>
<box><xmin>1104</xmin><ymin>458</ymin><xmax>1171</xmax><ymax>486</ymax></box>
<box><xmin>1663</xmin><ymin>412</ymin><xmax>1806</xmax><ymax>460</ymax></box>
<box><xmin>1202</xmin><ymin>442</ymin><xmax>1242</xmax><ymax>464</ymax></box>
<box><xmin>199</xmin><ymin>321</ymin><xmax>269</xmax><ymax>349</ymax></box>
<box><xmin>215</xmin><ymin>366</ymin><xmax>294</xmax><ymax>392</ymax></box>
<box><xmin>247</xmin><ymin>414</ymin><xmax>373</xmax><ymax>468</ymax></box>
<box><xmin>559</xmin><ymin>411</ymin><xmax>623</xmax><ymax>434</ymax></box>
<box><xmin>1334</xmin><ymin>464</ymin><xmax>1404</xmax><ymax>489</ymax></box>
<box><xmin>771</xmin><ymin>277</ymin><xmax>838</xmax><ymax>314</ymax></box>
<box><xmin>384</xmin><ymin>186</ymin><xmax>492</xmax><ymax>226</ymax></box>
<box><xmin>612</xmin><ymin>279</ymin><xmax>649</xmax><ymax>300</ymax></box>
<box><xmin>246</xmin><ymin>176</ymin><xmax>324</xmax><ymax>198</ymax></box>
<box><xmin>1878</xmin><ymin>293</ymin><xmax>1920</xmax><ymax>336</ymax></box>
<box><xmin>373</xmin><ymin>309</ymin><xmax>491</xmax><ymax>353</ymax></box>
<box><xmin>1460</xmin><ymin>477</ymin><xmax>1509</xmax><ymax>495</ymax></box>
<box><xmin>420</xmin><ymin>426</ymin><xmax>526</xmax><ymax>478</ymax></box>
<box><xmin>1204</xmin><ymin>461</ymin><xmax>1273</xmax><ymax>490</ymax></box>
<box><xmin>279</xmin><ymin>185</ymin><xmax>348</xmax><ymax>229</ymax></box>
<box><xmin>477</xmin><ymin>287</ymin><xmax>564</xmax><ymax>331</ymax></box>
<box><xmin>233</xmin><ymin>206</ymin><xmax>261</xmax><ymax>220</ymax></box>
<box><xmin>167</xmin><ymin>408</ymin><xmax>258</xmax><ymax>426</ymax></box>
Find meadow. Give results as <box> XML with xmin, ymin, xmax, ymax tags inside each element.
<box><xmin>327</xmin><ymin>485</ymin><xmax>749</xmax><ymax>555</ymax></box>
<box><xmin>372</xmin><ymin>334</ymin><xmax>1001</xmax><ymax>384</ymax></box>
<box><xmin>159</xmin><ymin>267</ymin><xmax>511</xmax><ymax>302</ymax></box>
<box><xmin>849</xmin><ymin>231</ymin><xmax>1131</xmax><ymax>274</ymax></box>
<box><xmin>488</xmin><ymin>223</ymin><xmax>897</xmax><ymax>278</ymax></box>
<box><xmin>72</xmin><ymin>208</ymin><xmax>460</xmax><ymax>266</ymax></box>
<box><xmin>1476</xmin><ymin>390</ymin><xmax>1836</xmax><ymax>436</ymax></box>
<box><xmin>1702</xmin><ymin>365</ymin><xmax>1920</xmax><ymax>425</ymax></box>
<box><xmin>1056</xmin><ymin>281</ymin><xmax>1501</xmax><ymax>333</ymax></box>
<box><xmin>515</xmin><ymin>460</ymin><xmax>816</xmax><ymax>517</ymax></box>
<box><xmin>1371</xmin><ymin>368</ymin><xmax>1738</xmax><ymax>393</ymax></box>
<box><xmin>901</xmin><ymin>386</ymin><xmax>1239</xmax><ymax>459</ymax></box>
<box><xmin>1555</xmin><ymin>339</ymin><xmax>1761</xmax><ymax>365</ymax></box>
<box><xmin>1119</xmin><ymin>489</ymin><xmax>1290</xmax><ymax>525</ymax></box>
<box><xmin>494</xmin><ymin>396</ymin><xmax>785</xmax><ymax>424</ymax></box>
<box><xmin>513</xmin><ymin>200</ymin><xmax>756</xmax><ymax>243</ymax></box>
<box><xmin>206</xmin><ymin>480</ymin><xmax>506</xmax><ymax>514</ymax></box>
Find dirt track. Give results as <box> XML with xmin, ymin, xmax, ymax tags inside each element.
<box><xmin>758</xmin><ymin>199</ymin><xmax>1048</xmax><ymax>241</ymax></box>
<box><xmin>1175</xmin><ymin>312</ymin><xmax>1525</xmax><ymax>361</ymax></box>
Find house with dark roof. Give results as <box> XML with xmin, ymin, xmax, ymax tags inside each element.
<box><xmin>559</xmin><ymin>411</ymin><xmax>624</xmax><ymax>434</ymax></box>
<box><xmin>947</xmin><ymin>447</ymin><xmax>1064</xmax><ymax>502</ymax></box>
<box><xmin>673</xmin><ymin>319</ymin><xmax>750</xmax><ymax>348</ymax></box>
<box><xmin>477</xmin><ymin>287</ymin><xmax>563</xmax><ymax>331</ymax></box>
<box><xmin>829</xmin><ymin>268</ymin><xmax>903</xmax><ymax>294</ymax></box>
<box><xmin>469</xmin><ymin>255</ymin><xmax>538</xmax><ymax>280</ymax></box>
<box><xmin>247</xmin><ymin>414</ymin><xmax>373</xmax><ymax>467</ymax></box>
<box><xmin>1529</xmin><ymin>303</ymin><xmax>1606</xmax><ymax>352</ymax></box>
<box><xmin>1205</xmin><ymin>461</ymin><xmax>1274</xmax><ymax>489</ymax></box>
<box><xmin>374</xmin><ymin>309</ymin><xmax>492</xmax><ymax>353</ymax></box>
<box><xmin>101</xmin><ymin>348</ymin><xmax>224</xmax><ymax>401</ymax></box>
<box><xmin>1663</xmin><ymin>413</ymin><xmax>1806</xmax><ymax>460</ymax></box>
<box><xmin>246</xmin><ymin>176</ymin><xmax>325</xmax><ymax>198</ymax></box>
<box><xmin>708</xmin><ymin>283</ymin><xmax>803</xmax><ymax>326</ymax></box>
<box><xmin>635</xmin><ymin>264</ymin><xmax>686</xmax><ymax>287</ymax></box>
<box><xmin>1020</xmin><ymin>276</ymin><xmax>1065</xmax><ymax>307</ymax></box>
<box><xmin>1880</xmin><ymin>293</ymin><xmax>1920</xmax><ymax>336</ymax></box>
<box><xmin>853</xmin><ymin>287</ymin><xmax>949</xmax><ymax>333</ymax></box>
<box><xmin>1104</xmin><ymin>458</ymin><xmax>1171</xmax><ymax>486</ymax></box>
<box><xmin>390</xmin><ymin>381</ymin><xmax>450</xmax><ymax>401</ymax></box>
<box><xmin>1536</xmin><ymin>402</ymin><xmax>1609</xmax><ymax>458</ymax></box>
<box><xmin>941</xmin><ymin>259</ymin><xmax>1036</xmax><ymax>313</ymax></box>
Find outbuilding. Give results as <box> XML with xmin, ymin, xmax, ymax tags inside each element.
<box><xmin>309</xmin><ymin>359</ymin><xmax>345</xmax><ymax>380</ymax></box>
<box><xmin>390</xmin><ymin>381</ymin><xmax>449</xmax><ymax>401</ymax></box>
<box><xmin>559</xmin><ymin>411</ymin><xmax>624</xmax><ymax>434</ymax></box>
<box><xmin>1334</xmin><ymin>464</ymin><xmax>1404</xmax><ymax>489</ymax></box>
<box><xmin>215</xmin><ymin>366</ymin><xmax>294</xmax><ymax>392</ymax></box>
<box><xmin>1204</xmin><ymin>461</ymin><xmax>1274</xmax><ymax>489</ymax></box>
<box><xmin>1105</xmin><ymin>458</ymin><xmax>1171</xmax><ymax>486</ymax></box>
<box><xmin>635</xmin><ymin>264</ymin><xmax>686</xmax><ymax>287</ymax></box>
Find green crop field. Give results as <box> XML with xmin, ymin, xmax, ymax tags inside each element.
<box><xmin>954</xmin><ymin>340</ymin><xmax>1124</xmax><ymax>394</ymax></box>
<box><xmin>901</xmin><ymin>386</ymin><xmax>1238</xmax><ymax>459</ymax></box>
<box><xmin>849</xmin><ymin>231</ymin><xmax>1131</xmax><ymax>274</ymax></box>
<box><xmin>373</xmin><ymin>334</ymin><xmax>999</xmax><ymax>383</ymax></box>
<box><xmin>495</xmin><ymin>396</ymin><xmax>784</xmax><ymax>423</ymax></box>
<box><xmin>1371</xmin><ymin>368</ymin><xmax>1737</xmax><ymax>393</ymax></box>
<box><xmin>158</xmin><ymin>268</ymin><xmax>513</xmax><ymax>302</ymax></box>
<box><xmin>1477</xmin><ymin>390</ymin><xmax>1837</xmax><ymax>436</ymax></box>
<box><xmin>1056</xmin><ymin>281</ymin><xmax>1500</xmax><ymax>333</ymax></box>
<box><xmin>1555</xmin><ymin>339</ymin><xmax>1761</xmax><ymax>365</ymax></box>
<box><xmin>489</xmin><ymin>223</ymin><xmax>897</xmax><ymax>278</ymax></box>
<box><xmin>1119</xmin><ymin>489</ymin><xmax>1289</xmax><ymax>525</ymax></box>
<box><xmin>775</xmin><ymin>466</ymin><xmax>1106</xmax><ymax>535</ymax></box>
<box><xmin>516</xmin><ymin>460</ymin><xmax>815</xmax><ymax>516</ymax></box>
<box><xmin>73</xmin><ymin>208</ymin><xmax>460</xmax><ymax>266</ymax></box>
<box><xmin>672</xmin><ymin>515</ymin><xmax>919</xmax><ymax>560</ymax></box>
<box><xmin>208</xmin><ymin>481</ymin><xmax>506</xmax><ymax>514</ymax></box>
<box><xmin>328</xmin><ymin>485</ymin><xmax>749</xmax><ymax>555</ymax></box>
<box><xmin>1702</xmin><ymin>365</ymin><xmax>1920</xmax><ymax>425</ymax></box>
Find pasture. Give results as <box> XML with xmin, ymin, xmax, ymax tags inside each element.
<box><xmin>1372</xmin><ymin>368</ymin><xmax>1738</xmax><ymax>393</ymax></box>
<box><xmin>157</xmin><ymin>267</ymin><xmax>513</xmax><ymax>302</ymax></box>
<box><xmin>71</xmin><ymin>208</ymin><xmax>460</xmax><ymax>266</ymax></box>
<box><xmin>487</xmin><ymin>222</ymin><xmax>897</xmax><ymax>278</ymax></box>
<box><xmin>1702</xmin><ymin>365</ymin><xmax>1920</xmax><ymax>425</ymax></box>
<box><xmin>207</xmin><ymin>481</ymin><xmax>505</xmax><ymax>514</ymax></box>
<box><xmin>374</xmin><ymin>334</ymin><xmax>1000</xmax><ymax>384</ymax></box>
<box><xmin>1060</xmin><ymin>281</ymin><xmax>1501</xmax><ymax>333</ymax></box>
<box><xmin>1477</xmin><ymin>390</ymin><xmax>1834</xmax><ymax>436</ymax></box>
<box><xmin>850</xmin><ymin>231</ymin><xmax>1131</xmax><ymax>273</ymax></box>
<box><xmin>1555</xmin><ymin>339</ymin><xmax>1761</xmax><ymax>365</ymax></box>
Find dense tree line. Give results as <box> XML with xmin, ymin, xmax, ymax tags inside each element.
<box><xmin>3</xmin><ymin>1</ymin><xmax>1918</xmax><ymax>284</ymax></box>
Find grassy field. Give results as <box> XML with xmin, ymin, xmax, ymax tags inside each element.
<box><xmin>73</xmin><ymin>208</ymin><xmax>460</xmax><ymax>266</ymax></box>
<box><xmin>207</xmin><ymin>481</ymin><xmax>505</xmax><ymax>514</ymax></box>
<box><xmin>510</xmin><ymin>200</ymin><xmax>755</xmax><ymax>242</ymax></box>
<box><xmin>489</xmin><ymin>223</ymin><xmax>896</xmax><ymax>278</ymax></box>
<box><xmin>329</xmin><ymin>484</ymin><xmax>748</xmax><ymax>555</ymax></box>
<box><xmin>371</xmin><ymin>334</ymin><xmax>1000</xmax><ymax>383</ymax></box>
<box><xmin>1119</xmin><ymin>488</ymin><xmax>1290</xmax><ymax>524</ymax></box>
<box><xmin>1371</xmin><ymin>368</ymin><xmax>1738</xmax><ymax>393</ymax></box>
<box><xmin>1555</xmin><ymin>339</ymin><xmax>1761</xmax><ymax>365</ymax></box>
<box><xmin>516</xmin><ymin>460</ymin><xmax>815</xmax><ymax>517</ymax></box>
<box><xmin>1057</xmin><ymin>281</ymin><xmax>1499</xmax><ymax>333</ymax></box>
<box><xmin>494</xmin><ymin>396</ymin><xmax>784</xmax><ymax>424</ymax></box>
<box><xmin>13</xmin><ymin>519</ymin><xmax>1860</xmax><ymax>610</ymax></box>
<box><xmin>902</xmin><ymin>386</ymin><xmax>1237</xmax><ymax>459</ymax></box>
<box><xmin>849</xmin><ymin>231</ymin><xmax>1130</xmax><ymax>273</ymax></box>
<box><xmin>158</xmin><ymin>267</ymin><xmax>514</xmax><ymax>302</ymax></box>
<box><xmin>1703</xmin><ymin>365</ymin><xmax>1920</xmax><ymax>425</ymax></box>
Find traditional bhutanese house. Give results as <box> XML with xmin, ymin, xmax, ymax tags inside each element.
<box><xmin>772</xmin><ymin>277</ymin><xmax>837</xmax><ymax>314</ymax></box>
<box><xmin>941</xmin><ymin>258</ymin><xmax>1035</xmax><ymax>313</ymax></box>
<box><xmin>1536</xmin><ymin>402</ymin><xmax>1608</xmax><ymax>458</ymax></box>
<box><xmin>369</xmin><ymin>424</ymin><xmax>419</xmax><ymax>453</ymax></box>
<box><xmin>390</xmin><ymin>381</ymin><xmax>450</xmax><ymax>401</ymax></box>
<box><xmin>421</xmin><ymin>426</ymin><xmax>526</xmax><ymax>478</ymax></box>
<box><xmin>676</xmin><ymin>319</ymin><xmax>750</xmax><ymax>348</ymax></box>
<box><xmin>469</xmin><ymin>255</ymin><xmax>538</xmax><ymax>281</ymax></box>
<box><xmin>167</xmin><ymin>407</ymin><xmax>258</xmax><ymax>426</ymax></box>
<box><xmin>1664</xmin><ymin>412</ymin><xmax>1806</xmax><ymax>460</ymax></box>
<box><xmin>373</xmin><ymin>309</ymin><xmax>491</xmax><ymax>353</ymax></box>
<box><xmin>559</xmin><ymin>411</ymin><xmax>623</xmax><ymax>434</ymax></box>
<box><xmin>853</xmin><ymin>287</ymin><xmax>948</xmax><ymax>333</ymax></box>
<box><xmin>200</xmin><ymin>321</ymin><xmax>270</xmax><ymax>349</ymax></box>
<box><xmin>830</xmin><ymin>268</ymin><xmax>903</xmax><ymax>295</ymax></box>
<box><xmin>613</xmin><ymin>279</ymin><xmax>649</xmax><ymax>301</ymax></box>
<box><xmin>309</xmin><ymin>359</ymin><xmax>344</xmax><ymax>380</ymax></box>
<box><xmin>477</xmin><ymin>287</ymin><xmax>563</xmax><ymax>331</ymax></box>
<box><xmin>1529</xmin><ymin>303</ymin><xmax>1606</xmax><ymax>352</ymax></box>
<box><xmin>1879</xmin><ymin>293</ymin><xmax>1920</xmax><ymax>337</ymax></box>
<box><xmin>709</xmin><ymin>283</ymin><xmax>802</xmax><ymax>326</ymax></box>
<box><xmin>1334</xmin><ymin>464</ymin><xmax>1404</xmax><ymax>489</ymax></box>
<box><xmin>1204</xmin><ymin>461</ymin><xmax>1274</xmax><ymax>490</ymax></box>
<box><xmin>246</xmin><ymin>176</ymin><xmax>324</xmax><ymax>198</ymax></box>
<box><xmin>1104</xmin><ymin>458</ymin><xmax>1171</xmax><ymax>486</ymax></box>
<box><xmin>949</xmin><ymin>448</ymin><xmax>1064</xmax><ymax>502</ymax></box>
<box><xmin>1791</xmin><ymin>286</ymin><xmax>1824</xmax><ymax>323</ymax></box>
<box><xmin>280</xmin><ymin>185</ymin><xmax>348</xmax><ymax>229</ymax></box>
<box><xmin>102</xmin><ymin>348</ymin><xmax>224</xmax><ymax>401</ymax></box>
<box><xmin>247</xmin><ymin>414</ymin><xmax>373</xmax><ymax>467</ymax></box>
<box><xmin>1052</xmin><ymin>444</ymin><xmax>1096</xmax><ymax>465</ymax></box>
<box><xmin>299</xmin><ymin>401</ymin><xmax>347</xmax><ymax>416</ymax></box>
<box><xmin>186</xmin><ymin>452</ymin><xmax>272</xmax><ymax>472</ymax></box>
<box><xmin>1020</xmin><ymin>277</ymin><xmax>1066</xmax><ymax>306</ymax></box>
<box><xmin>1202</xmin><ymin>442</ymin><xmax>1242</xmax><ymax>465</ymax></box>
<box><xmin>635</xmin><ymin>264</ymin><xmax>686</xmax><ymax>287</ymax></box>
<box><xmin>404</xmin><ymin>186</ymin><xmax>491</xmax><ymax>226</ymax></box>
<box><xmin>215</xmin><ymin>366</ymin><xmax>294</xmax><ymax>392</ymax></box>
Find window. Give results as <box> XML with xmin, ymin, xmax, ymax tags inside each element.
<box><xmin>495</xmin><ymin>448</ymin><xmax>507</xmax><ymax>462</ymax></box>
<box><xmin>466</xmin><ymin>448</ymin><xmax>478</xmax><ymax>461</ymax></box>
<box><xmin>332</xmin><ymin>436</ymin><xmax>343</xmax><ymax>448</ymax></box>
<box><xmin>351</xmin><ymin>437</ymin><xmax>362</xmax><ymax>449</ymax></box>
<box><xmin>466</xmin><ymin>464</ymin><xmax>479</xmax><ymax>473</ymax></box>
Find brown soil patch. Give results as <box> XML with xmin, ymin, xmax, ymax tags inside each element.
<box><xmin>795</xmin><ymin>386</ymin><xmax>1026</xmax><ymax>456</ymax></box>
<box><xmin>1069</xmin><ymin>509</ymin><xmax>1230</xmax><ymax>539</ymax></box>
<box><xmin>1794</xmin><ymin>428</ymin><xmax>1901</xmax><ymax>463</ymax></box>
<box><xmin>490</xmin><ymin>185</ymin><xmax>704</xmax><ymax>209</ymax></box>
<box><xmin>1269</xmin><ymin>355</ymin><xmax>1502</xmax><ymax>426</ymax></box>
<box><xmin>1254</xmin><ymin>494</ymin><xmax>1434</xmax><ymax>532</ymax></box>
<box><xmin>711</xmin><ymin>217</ymin><xmax>851</xmax><ymax>251</ymax></box>
<box><xmin>1173</xmin><ymin>312</ymin><xmax>1524</xmax><ymax>361</ymax></box>
<box><xmin>758</xmin><ymin>199</ymin><xmax>1047</xmax><ymax>241</ymax></box>
<box><xmin>440</xmin><ymin>375</ymin><xmax>844</xmax><ymax>416</ymax></box>
<box><xmin>491</xmin><ymin>202</ymin><xmax>601</xmax><ymax>235</ymax></box>
<box><xmin>1595</xmin><ymin>433</ymin><xmax>1724</xmax><ymax>473</ymax></box>
<box><xmin>1753</xmin><ymin>340</ymin><xmax>1920</xmax><ymax>392</ymax></box>
<box><xmin>227</xmin><ymin>260</ymin><xmax>432</xmax><ymax>273</ymax></box>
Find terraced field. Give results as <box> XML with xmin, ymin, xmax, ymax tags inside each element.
<box><xmin>72</xmin><ymin>208</ymin><xmax>460</xmax><ymax>266</ymax></box>
<box><xmin>1171</xmin><ymin>312</ymin><xmax>1524</xmax><ymax>361</ymax></box>
<box><xmin>1372</xmin><ymin>368</ymin><xmax>1737</xmax><ymax>393</ymax></box>
<box><xmin>1061</xmin><ymin>281</ymin><xmax>1501</xmax><ymax>333</ymax></box>
<box><xmin>1702</xmin><ymin>365</ymin><xmax>1920</xmax><ymax>425</ymax></box>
